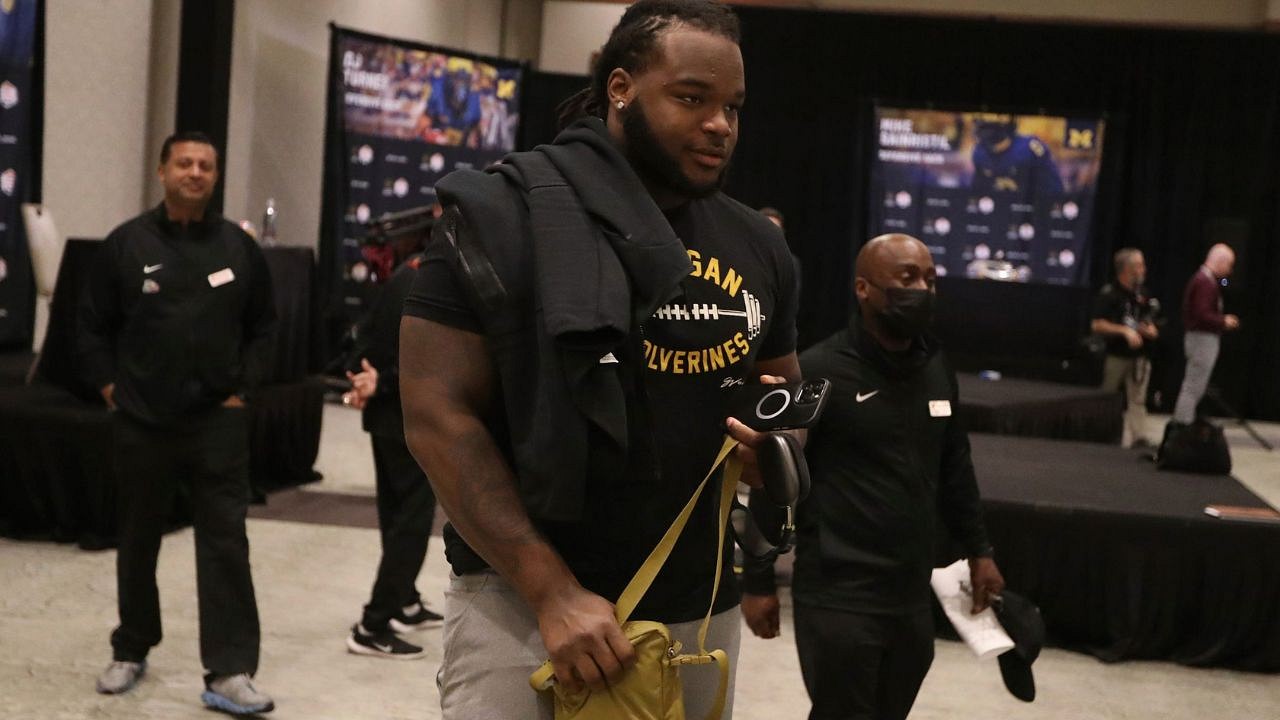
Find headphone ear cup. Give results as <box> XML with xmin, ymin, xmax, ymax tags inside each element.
<box><xmin>779</xmin><ymin>432</ymin><xmax>810</xmax><ymax>503</ymax></box>
<box><xmin>758</xmin><ymin>433</ymin><xmax>798</xmax><ymax>507</ymax></box>
<box><xmin>758</xmin><ymin>432</ymin><xmax>811</xmax><ymax>505</ymax></box>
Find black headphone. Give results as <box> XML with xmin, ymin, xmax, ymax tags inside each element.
<box><xmin>731</xmin><ymin>432</ymin><xmax>810</xmax><ymax>563</ymax></box>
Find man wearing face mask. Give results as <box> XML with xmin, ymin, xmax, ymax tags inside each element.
<box><xmin>741</xmin><ymin>234</ymin><xmax>1003</xmax><ymax>720</ymax></box>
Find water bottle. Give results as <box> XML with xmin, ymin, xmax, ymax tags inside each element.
<box><xmin>261</xmin><ymin>198</ymin><xmax>278</xmax><ymax>246</ymax></box>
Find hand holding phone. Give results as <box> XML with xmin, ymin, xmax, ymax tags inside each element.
<box><xmin>726</xmin><ymin>378</ymin><xmax>832</xmax><ymax>432</ymax></box>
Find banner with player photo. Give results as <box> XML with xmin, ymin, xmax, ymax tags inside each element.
<box><xmin>868</xmin><ymin>107</ymin><xmax>1105</xmax><ymax>287</ymax></box>
<box><xmin>320</xmin><ymin>25</ymin><xmax>523</xmax><ymax>331</ymax></box>
<box><xmin>0</xmin><ymin>0</ymin><xmax>37</xmax><ymax>347</ymax></box>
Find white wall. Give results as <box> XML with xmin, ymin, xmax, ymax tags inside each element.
<box><xmin>142</xmin><ymin>0</ymin><xmax>181</xmax><ymax>205</ymax></box>
<box><xmin>539</xmin><ymin>0</ymin><xmax>1271</xmax><ymax>79</ymax></box>
<box><xmin>540</xmin><ymin>1</ymin><xmax>625</xmax><ymax>74</ymax></box>
<box><xmin>224</xmin><ymin>0</ymin><xmax>508</xmax><ymax>249</ymax></box>
<box><xmin>43</xmin><ymin>0</ymin><xmax>158</xmax><ymax>240</ymax></box>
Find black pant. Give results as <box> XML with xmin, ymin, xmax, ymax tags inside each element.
<box><xmin>794</xmin><ymin>604</ymin><xmax>935</xmax><ymax>720</ymax></box>
<box><xmin>110</xmin><ymin>408</ymin><xmax>260</xmax><ymax>676</ymax></box>
<box><xmin>360</xmin><ymin>434</ymin><xmax>436</xmax><ymax>632</ymax></box>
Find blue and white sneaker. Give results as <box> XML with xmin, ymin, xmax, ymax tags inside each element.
<box><xmin>201</xmin><ymin>673</ymin><xmax>274</xmax><ymax>715</ymax></box>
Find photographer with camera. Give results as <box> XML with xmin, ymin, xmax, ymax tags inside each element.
<box><xmin>741</xmin><ymin>234</ymin><xmax>1003</xmax><ymax>720</ymax></box>
<box><xmin>1091</xmin><ymin>248</ymin><xmax>1160</xmax><ymax>448</ymax></box>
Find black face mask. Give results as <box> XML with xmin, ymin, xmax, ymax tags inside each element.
<box><xmin>868</xmin><ymin>282</ymin><xmax>935</xmax><ymax>339</ymax></box>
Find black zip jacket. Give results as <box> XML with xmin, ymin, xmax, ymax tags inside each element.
<box><xmin>78</xmin><ymin>204</ymin><xmax>276</xmax><ymax>425</ymax></box>
<box><xmin>744</xmin><ymin>312</ymin><xmax>992</xmax><ymax>614</ymax></box>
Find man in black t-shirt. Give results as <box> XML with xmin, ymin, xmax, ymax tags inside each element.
<box><xmin>398</xmin><ymin>3</ymin><xmax>798</xmax><ymax>719</ymax></box>
<box><xmin>1091</xmin><ymin>247</ymin><xmax>1159</xmax><ymax>447</ymax></box>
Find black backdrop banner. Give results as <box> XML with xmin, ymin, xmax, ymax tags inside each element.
<box><xmin>724</xmin><ymin>8</ymin><xmax>1280</xmax><ymax>420</ymax></box>
<box><xmin>319</xmin><ymin>25</ymin><xmax>524</xmax><ymax>343</ymax></box>
<box><xmin>869</xmin><ymin>107</ymin><xmax>1106</xmax><ymax>288</ymax></box>
<box><xmin>0</xmin><ymin>0</ymin><xmax>37</xmax><ymax>348</ymax></box>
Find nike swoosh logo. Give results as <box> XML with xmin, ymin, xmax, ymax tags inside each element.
<box><xmin>143</xmin><ymin>264</ymin><xmax>163</xmax><ymax>274</ymax></box>
<box><xmin>856</xmin><ymin>390</ymin><xmax>879</xmax><ymax>403</ymax></box>
<box><xmin>374</xmin><ymin>643</ymin><xmax>393</xmax><ymax>653</ymax></box>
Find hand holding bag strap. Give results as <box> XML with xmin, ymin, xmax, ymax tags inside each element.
<box><xmin>529</xmin><ymin>435</ymin><xmax>741</xmax><ymax>693</ymax></box>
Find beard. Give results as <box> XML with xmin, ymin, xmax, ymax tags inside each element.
<box><xmin>621</xmin><ymin>98</ymin><xmax>728</xmax><ymax>201</ymax></box>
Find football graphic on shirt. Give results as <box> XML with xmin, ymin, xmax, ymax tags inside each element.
<box><xmin>642</xmin><ymin>247</ymin><xmax>767</xmax><ymax>379</ymax></box>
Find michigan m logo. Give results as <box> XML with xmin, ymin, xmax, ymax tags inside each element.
<box><xmin>1068</xmin><ymin>128</ymin><xmax>1094</xmax><ymax>149</ymax></box>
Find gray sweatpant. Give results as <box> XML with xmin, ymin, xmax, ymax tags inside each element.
<box><xmin>1173</xmin><ymin>331</ymin><xmax>1220</xmax><ymax>424</ymax></box>
<box><xmin>438</xmin><ymin>571</ymin><xmax>742</xmax><ymax>720</ymax></box>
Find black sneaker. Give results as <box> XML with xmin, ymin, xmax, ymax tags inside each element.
<box><xmin>346</xmin><ymin>624</ymin><xmax>425</xmax><ymax>660</ymax></box>
<box><xmin>389</xmin><ymin>600</ymin><xmax>444</xmax><ymax>633</ymax></box>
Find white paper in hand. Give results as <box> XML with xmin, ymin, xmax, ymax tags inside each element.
<box><xmin>930</xmin><ymin>559</ymin><xmax>1015</xmax><ymax>660</ymax></box>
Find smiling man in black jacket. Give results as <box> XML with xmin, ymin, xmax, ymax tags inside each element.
<box><xmin>742</xmin><ymin>234</ymin><xmax>1004</xmax><ymax>720</ymax></box>
<box><xmin>79</xmin><ymin>131</ymin><xmax>276</xmax><ymax>716</ymax></box>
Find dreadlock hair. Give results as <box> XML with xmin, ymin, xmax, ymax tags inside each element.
<box><xmin>555</xmin><ymin>0</ymin><xmax>740</xmax><ymax>131</ymax></box>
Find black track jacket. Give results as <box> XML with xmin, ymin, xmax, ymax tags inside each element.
<box><xmin>744</xmin><ymin>312</ymin><xmax>992</xmax><ymax>614</ymax></box>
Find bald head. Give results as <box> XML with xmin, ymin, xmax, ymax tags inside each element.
<box><xmin>853</xmin><ymin>234</ymin><xmax>937</xmax><ymax>346</ymax></box>
<box><xmin>855</xmin><ymin>234</ymin><xmax>934</xmax><ymax>290</ymax></box>
<box><xmin>1205</xmin><ymin>243</ymin><xmax>1235</xmax><ymax>278</ymax></box>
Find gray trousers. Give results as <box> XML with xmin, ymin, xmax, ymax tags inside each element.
<box><xmin>438</xmin><ymin>571</ymin><xmax>741</xmax><ymax>720</ymax></box>
<box><xmin>1174</xmin><ymin>331</ymin><xmax>1220</xmax><ymax>424</ymax></box>
<box><xmin>1102</xmin><ymin>355</ymin><xmax>1151</xmax><ymax>447</ymax></box>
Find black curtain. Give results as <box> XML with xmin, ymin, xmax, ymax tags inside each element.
<box><xmin>726</xmin><ymin>8</ymin><xmax>1280</xmax><ymax>420</ymax></box>
<box><xmin>517</xmin><ymin>70</ymin><xmax>589</xmax><ymax>150</ymax></box>
<box><xmin>175</xmin><ymin>0</ymin><xmax>235</xmax><ymax>213</ymax></box>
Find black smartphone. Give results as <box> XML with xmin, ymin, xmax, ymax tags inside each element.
<box><xmin>727</xmin><ymin>378</ymin><xmax>832</xmax><ymax>431</ymax></box>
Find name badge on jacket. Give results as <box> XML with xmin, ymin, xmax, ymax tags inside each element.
<box><xmin>208</xmin><ymin>268</ymin><xmax>235</xmax><ymax>287</ymax></box>
<box><xmin>929</xmin><ymin>400</ymin><xmax>952</xmax><ymax>417</ymax></box>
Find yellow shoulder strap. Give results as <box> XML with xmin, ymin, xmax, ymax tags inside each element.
<box><xmin>530</xmin><ymin>434</ymin><xmax>742</xmax><ymax>714</ymax></box>
<box><xmin>614</xmin><ymin>435</ymin><xmax>740</xmax><ymax>624</ymax></box>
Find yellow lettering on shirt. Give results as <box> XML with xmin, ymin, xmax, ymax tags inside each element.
<box><xmin>640</xmin><ymin>337</ymin><xmax>752</xmax><ymax>375</ymax></box>
<box><xmin>686</xmin><ymin>250</ymin><xmax>745</xmax><ymax>297</ymax></box>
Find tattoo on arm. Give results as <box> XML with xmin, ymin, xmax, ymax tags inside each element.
<box><xmin>449</xmin><ymin>425</ymin><xmax>544</xmax><ymax>549</ymax></box>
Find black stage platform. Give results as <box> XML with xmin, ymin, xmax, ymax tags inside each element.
<box><xmin>958</xmin><ymin>373</ymin><xmax>1123</xmax><ymax>443</ymax></box>
<box><xmin>970</xmin><ymin>433</ymin><xmax>1280</xmax><ymax>671</ymax></box>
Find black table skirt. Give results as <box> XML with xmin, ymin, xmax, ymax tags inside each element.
<box><xmin>971</xmin><ymin>434</ymin><xmax>1280</xmax><ymax>671</ymax></box>
<box><xmin>958</xmin><ymin>373</ymin><xmax>1123</xmax><ymax>443</ymax></box>
<box><xmin>0</xmin><ymin>379</ymin><xmax>323</xmax><ymax>549</ymax></box>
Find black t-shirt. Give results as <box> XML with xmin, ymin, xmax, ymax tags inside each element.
<box><xmin>404</xmin><ymin>192</ymin><xmax>798</xmax><ymax>623</ymax></box>
<box><xmin>1091</xmin><ymin>283</ymin><xmax>1151</xmax><ymax>357</ymax></box>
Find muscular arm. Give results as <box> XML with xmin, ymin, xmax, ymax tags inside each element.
<box><xmin>399</xmin><ymin>315</ymin><xmax>633</xmax><ymax>690</ymax></box>
<box><xmin>400</xmin><ymin>315</ymin><xmax>568</xmax><ymax>600</ymax></box>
